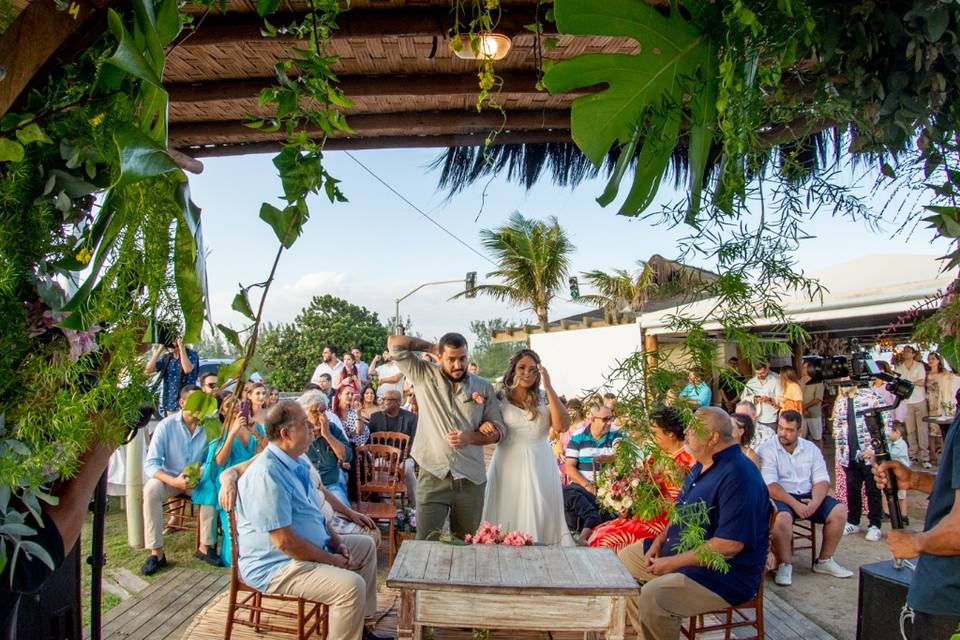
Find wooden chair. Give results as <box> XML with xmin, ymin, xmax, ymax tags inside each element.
<box><xmin>792</xmin><ymin>519</ymin><xmax>818</xmax><ymax>569</ymax></box>
<box><xmin>681</xmin><ymin>503</ymin><xmax>777</xmax><ymax>640</ymax></box>
<box><xmin>224</xmin><ymin>511</ymin><xmax>328</xmax><ymax>640</ymax></box>
<box><xmin>368</xmin><ymin>432</ymin><xmax>411</xmax><ymax>505</ymax></box>
<box><xmin>354</xmin><ymin>443</ymin><xmax>404</xmax><ymax>565</ymax></box>
<box><xmin>162</xmin><ymin>494</ymin><xmax>198</xmax><ymax>534</ymax></box>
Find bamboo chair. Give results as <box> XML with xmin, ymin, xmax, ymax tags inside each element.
<box><xmin>367</xmin><ymin>431</ymin><xmax>411</xmax><ymax>505</ymax></box>
<box><xmin>354</xmin><ymin>443</ymin><xmax>404</xmax><ymax>565</ymax></box>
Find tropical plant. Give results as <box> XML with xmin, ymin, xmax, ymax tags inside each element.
<box><xmin>258</xmin><ymin>295</ymin><xmax>389</xmax><ymax>391</ymax></box>
<box><xmin>461</xmin><ymin>212</ymin><xmax>574</xmax><ymax>330</ymax></box>
<box><xmin>578</xmin><ymin>262</ymin><xmax>659</xmax><ymax>325</ymax></box>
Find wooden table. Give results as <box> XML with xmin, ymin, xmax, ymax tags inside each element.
<box><xmin>386</xmin><ymin>541</ymin><xmax>638</xmax><ymax>640</ymax></box>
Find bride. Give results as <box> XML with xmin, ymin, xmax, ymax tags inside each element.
<box><xmin>481</xmin><ymin>349</ymin><xmax>574</xmax><ymax>546</ymax></box>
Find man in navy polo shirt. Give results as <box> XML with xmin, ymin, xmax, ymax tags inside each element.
<box><xmin>618</xmin><ymin>407</ymin><xmax>769</xmax><ymax>640</ymax></box>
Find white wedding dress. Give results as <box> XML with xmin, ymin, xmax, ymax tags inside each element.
<box><xmin>482</xmin><ymin>400</ymin><xmax>574</xmax><ymax>546</ymax></box>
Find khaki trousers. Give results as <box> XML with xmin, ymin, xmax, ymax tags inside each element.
<box><xmin>266</xmin><ymin>534</ymin><xmax>378</xmax><ymax>640</ymax></box>
<box><xmin>904</xmin><ymin>402</ymin><xmax>930</xmax><ymax>463</ymax></box>
<box><xmin>415</xmin><ymin>469</ymin><xmax>485</xmax><ymax>540</ymax></box>
<box><xmin>143</xmin><ymin>478</ymin><xmax>215</xmax><ymax>551</ymax></box>
<box><xmin>618</xmin><ymin>542</ymin><xmax>730</xmax><ymax>640</ymax></box>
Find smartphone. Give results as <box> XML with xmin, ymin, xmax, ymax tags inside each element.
<box><xmin>239</xmin><ymin>399</ymin><xmax>251</xmax><ymax>419</ymax></box>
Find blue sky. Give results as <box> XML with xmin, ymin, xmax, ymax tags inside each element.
<box><xmin>188</xmin><ymin>147</ymin><xmax>946</xmax><ymax>342</ymax></box>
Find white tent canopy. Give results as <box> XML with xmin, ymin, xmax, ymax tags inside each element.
<box><xmin>639</xmin><ymin>254</ymin><xmax>952</xmax><ymax>340</ymax></box>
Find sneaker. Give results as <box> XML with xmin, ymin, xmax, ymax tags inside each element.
<box><xmin>813</xmin><ymin>557</ymin><xmax>853</xmax><ymax>578</ymax></box>
<box><xmin>903</xmin><ymin>516</ymin><xmax>910</xmax><ymax>526</ymax></box>
<box><xmin>774</xmin><ymin>563</ymin><xmax>793</xmax><ymax>586</ymax></box>
<box><xmin>923</xmin><ymin>462</ymin><xmax>933</xmax><ymax>470</ymax></box>
<box><xmin>140</xmin><ymin>554</ymin><xmax>167</xmax><ymax>576</ymax></box>
<box><xmin>843</xmin><ymin>523</ymin><xmax>860</xmax><ymax>536</ymax></box>
<box><xmin>865</xmin><ymin>526</ymin><xmax>882</xmax><ymax>542</ymax></box>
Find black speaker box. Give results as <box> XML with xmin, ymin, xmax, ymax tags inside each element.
<box><xmin>858</xmin><ymin>559</ymin><xmax>958</xmax><ymax>640</ymax></box>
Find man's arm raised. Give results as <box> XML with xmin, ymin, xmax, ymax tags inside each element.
<box><xmin>387</xmin><ymin>335</ymin><xmax>437</xmax><ymax>355</ymax></box>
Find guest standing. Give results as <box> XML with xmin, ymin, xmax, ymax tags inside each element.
<box><xmin>801</xmin><ymin>360</ymin><xmax>825</xmax><ymax>450</ymax></box>
<box><xmin>897</xmin><ymin>345</ymin><xmax>931</xmax><ymax>468</ymax></box>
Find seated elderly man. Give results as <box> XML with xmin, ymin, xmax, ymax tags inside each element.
<box><xmin>235</xmin><ymin>400</ymin><xmax>389</xmax><ymax>640</ymax></box>
<box><xmin>563</xmin><ymin>403</ymin><xmax>622</xmax><ymax>543</ymax></box>
<box><xmin>367</xmin><ymin>389</ymin><xmax>418</xmax><ymax>506</ymax></box>
<box><xmin>757</xmin><ymin>409</ymin><xmax>852</xmax><ymax>586</ymax></box>
<box><xmin>618</xmin><ymin>407</ymin><xmax>770</xmax><ymax>640</ymax></box>
<box><xmin>300</xmin><ymin>389</ymin><xmax>352</xmax><ymax>505</ymax></box>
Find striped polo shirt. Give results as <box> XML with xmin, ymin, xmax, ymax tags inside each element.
<box><xmin>565</xmin><ymin>427</ymin><xmax>622</xmax><ymax>482</ymax></box>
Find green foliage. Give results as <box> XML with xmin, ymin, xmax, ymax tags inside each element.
<box><xmin>578</xmin><ymin>262</ymin><xmax>659</xmax><ymax>324</ymax></box>
<box><xmin>463</xmin><ymin>212</ymin><xmax>574</xmax><ymax>329</ymax></box>
<box><xmin>543</xmin><ymin>0</ymin><xmax>717</xmax><ymax>219</ymax></box>
<box><xmin>468</xmin><ymin>318</ymin><xmax>524</xmax><ymax>379</ymax></box>
<box><xmin>259</xmin><ymin>295</ymin><xmax>388</xmax><ymax>391</ymax></box>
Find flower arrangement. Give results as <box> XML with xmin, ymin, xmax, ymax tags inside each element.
<box><xmin>394</xmin><ymin>506</ymin><xmax>416</xmax><ymax>533</ymax></box>
<box><xmin>463</xmin><ymin>521</ymin><xmax>533</xmax><ymax>546</ymax></box>
<box><xmin>465</xmin><ymin>391</ymin><xmax>485</xmax><ymax>405</ymax></box>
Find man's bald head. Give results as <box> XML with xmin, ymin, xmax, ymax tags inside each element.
<box><xmin>696</xmin><ymin>406</ymin><xmax>735</xmax><ymax>441</ymax></box>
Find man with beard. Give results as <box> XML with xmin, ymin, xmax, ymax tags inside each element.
<box><xmin>387</xmin><ymin>332</ymin><xmax>504</xmax><ymax>540</ymax></box>
<box><xmin>309</xmin><ymin>344</ymin><xmax>344</xmax><ymax>386</ymax></box>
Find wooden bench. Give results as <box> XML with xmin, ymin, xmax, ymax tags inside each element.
<box><xmin>386</xmin><ymin>541</ymin><xmax>637</xmax><ymax>640</ymax></box>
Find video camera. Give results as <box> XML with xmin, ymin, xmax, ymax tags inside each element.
<box><xmin>803</xmin><ymin>341</ymin><xmax>914</xmax><ymax>542</ymax></box>
<box><xmin>802</xmin><ymin>340</ymin><xmax>914</xmax><ymax>402</ymax></box>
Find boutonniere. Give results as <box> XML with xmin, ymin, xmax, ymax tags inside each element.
<box><xmin>465</xmin><ymin>391</ymin><xmax>485</xmax><ymax>405</ymax></box>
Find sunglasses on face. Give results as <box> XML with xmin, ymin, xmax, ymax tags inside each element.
<box><xmin>594</xmin><ymin>415</ymin><xmax>614</xmax><ymax>423</ymax></box>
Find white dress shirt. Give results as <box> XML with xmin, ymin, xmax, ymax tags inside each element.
<box><xmin>310</xmin><ymin>360</ymin><xmax>344</xmax><ymax>385</ymax></box>
<box><xmin>757</xmin><ymin>436</ymin><xmax>830</xmax><ymax>495</ymax></box>
<box><xmin>741</xmin><ymin>372</ymin><xmax>781</xmax><ymax>425</ymax></box>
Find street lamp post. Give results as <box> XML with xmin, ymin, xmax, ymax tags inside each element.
<box><xmin>395</xmin><ymin>279</ymin><xmax>465</xmax><ymax>335</ymax></box>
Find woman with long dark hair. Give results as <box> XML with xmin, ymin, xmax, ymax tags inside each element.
<box><xmin>480</xmin><ymin>348</ymin><xmax>573</xmax><ymax>545</ymax></box>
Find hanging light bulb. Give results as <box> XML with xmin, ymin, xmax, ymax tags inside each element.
<box><xmin>452</xmin><ymin>33</ymin><xmax>512</xmax><ymax>61</ymax></box>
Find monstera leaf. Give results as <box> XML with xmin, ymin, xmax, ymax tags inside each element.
<box><xmin>542</xmin><ymin>0</ymin><xmax>717</xmax><ymax>219</ymax></box>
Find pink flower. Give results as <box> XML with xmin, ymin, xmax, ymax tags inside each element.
<box><xmin>464</xmin><ymin>534</ymin><xmax>473</xmax><ymax>543</ymax></box>
<box><xmin>63</xmin><ymin>324</ymin><xmax>100</xmax><ymax>360</ymax></box>
<box><xmin>471</xmin><ymin>392</ymin><xmax>485</xmax><ymax>405</ymax></box>
<box><xmin>502</xmin><ymin>531</ymin><xmax>534</xmax><ymax>546</ymax></box>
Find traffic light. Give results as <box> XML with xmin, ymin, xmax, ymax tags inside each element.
<box><xmin>569</xmin><ymin>276</ymin><xmax>579</xmax><ymax>299</ymax></box>
<box><xmin>465</xmin><ymin>271</ymin><xmax>477</xmax><ymax>298</ymax></box>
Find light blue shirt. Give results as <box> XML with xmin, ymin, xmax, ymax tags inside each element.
<box><xmin>236</xmin><ymin>442</ymin><xmax>331</xmax><ymax>592</ymax></box>
<box><xmin>144</xmin><ymin>412</ymin><xmax>209</xmax><ymax>478</ymax></box>
<box><xmin>680</xmin><ymin>382</ymin><xmax>712</xmax><ymax>407</ymax></box>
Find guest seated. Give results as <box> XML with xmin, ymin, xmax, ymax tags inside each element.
<box><xmin>735</xmin><ymin>400</ymin><xmax>774</xmax><ymax>449</ymax></box>
<box><xmin>367</xmin><ymin>389</ymin><xmax>418</xmax><ymax>507</ymax></box>
<box><xmin>758</xmin><ymin>410</ymin><xmax>853</xmax><ymax>586</ymax></box>
<box><xmin>563</xmin><ymin>404</ymin><xmax>622</xmax><ymax>543</ymax></box>
<box><xmin>588</xmin><ymin>405</ymin><xmax>695</xmax><ymax>550</ymax></box>
<box><xmin>618</xmin><ymin>407</ymin><xmax>770</xmax><ymax>640</ymax></box>
<box><xmin>141</xmin><ymin>385</ymin><xmax>218</xmax><ymax>575</ymax></box>
<box><xmin>730</xmin><ymin>413</ymin><xmax>761</xmax><ymax>467</ymax></box>
<box><xmin>300</xmin><ymin>390</ymin><xmax>352</xmax><ymax>506</ymax></box>
<box><xmin>234</xmin><ymin>400</ymin><xmax>388</xmax><ymax>640</ymax></box>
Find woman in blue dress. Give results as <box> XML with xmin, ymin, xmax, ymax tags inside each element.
<box><xmin>192</xmin><ymin>393</ymin><xmax>265</xmax><ymax>566</ymax></box>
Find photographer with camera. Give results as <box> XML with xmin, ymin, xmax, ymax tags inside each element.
<box><xmin>873</xmin><ymin>420</ymin><xmax>960</xmax><ymax>637</ymax></box>
<box><xmin>145</xmin><ymin>326</ymin><xmax>199</xmax><ymax>416</ymax></box>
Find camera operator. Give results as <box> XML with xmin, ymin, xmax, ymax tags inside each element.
<box><xmin>873</xmin><ymin>417</ymin><xmax>960</xmax><ymax>637</ymax></box>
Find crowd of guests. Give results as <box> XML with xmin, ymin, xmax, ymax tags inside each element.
<box><xmin>136</xmin><ymin>334</ymin><xmax>956</xmax><ymax>640</ymax></box>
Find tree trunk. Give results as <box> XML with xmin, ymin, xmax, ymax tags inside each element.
<box><xmin>537</xmin><ymin>308</ymin><xmax>548</xmax><ymax>331</ymax></box>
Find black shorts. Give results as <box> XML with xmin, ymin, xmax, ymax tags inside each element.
<box><xmin>774</xmin><ymin>493</ymin><xmax>840</xmax><ymax>524</ymax></box>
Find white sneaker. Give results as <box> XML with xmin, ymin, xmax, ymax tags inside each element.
<box><xmin>923</xmin><ymin>462</ymin><xmax>933</xmax><ymax>470</ymax></box>
<box><xmin>843</xmin><ymin>523</ymin><xmax>860</xmax><ymax>536</ymax></box>
<box><xmin>774</xmin><ymin>563</ymin><xmax>793</xmax><ymax>586</ymax></box>
<box><xmin>865</xmin><ymin>526</ymin><xmax>882</xmax><ymax>542</ymax></box>
<box><xmin>813</xmin><ymin>557</ymin><xmax>853</xmax><ymax>578</ymax></box>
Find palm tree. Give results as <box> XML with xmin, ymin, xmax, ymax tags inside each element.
<box><xmin>578</xmin><ymin>261</ymin><xmax>659</xmax><ymax>325</ymax></box>
<box><xmin>464</xmin><ymin>212</ymin><xmax>574</xmax><ymax>330</ymax></box>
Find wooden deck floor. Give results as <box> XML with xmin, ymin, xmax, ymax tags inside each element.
<box><xmin>93</xmin><ymin>568</ymin><xmax>837</xmax><ymax>640</ymax></box>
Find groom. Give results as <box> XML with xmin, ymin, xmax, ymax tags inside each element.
<box><xmin>387</xmin><ymin>333</ymin><xmax>504</xmax><ymax>540</ymax></box>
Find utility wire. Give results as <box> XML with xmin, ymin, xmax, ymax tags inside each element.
<box><xmin>343</xmin><ymin>151</ymin><xmax>496</xmax><ymax>267</ymax></box>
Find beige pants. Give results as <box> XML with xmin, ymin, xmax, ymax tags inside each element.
<box><xmin>266</xmin><ymin>534</ymin><xmax>378</xmax><ymax>640</ymax></box>
<box><xmin>618</xmin><ymin>542</ymin><xmax>730</xmax><ymax>640</ymax></box>
<box><xmin>904</xmin><ymin>402</ymin><xmax>930</xmax><ymax>463</ymax></box>
<box><xmin>143</xmin><ymin>478</ymin><xmax>215</xmax><ymax>551</ymax></box>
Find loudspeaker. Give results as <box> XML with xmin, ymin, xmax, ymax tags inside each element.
<box><xmin>16</xmin><ymin>541</ymin><xmax>81</xmax><ymax>639</ymax></box>
<box><xmin>858</xmin><ymin>560</ymin><xmax>959</xmax><ymax>640</ymax></box>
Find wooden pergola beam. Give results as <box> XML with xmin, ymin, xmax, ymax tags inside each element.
<box><xmin>180</xmin><ymin>129</ymin><xmax>573</xmax><ymax>158</ymax></box>
<box><xmin>168</xmin><ymin>71</ymin><xmax>587</xmax><ymax>104</ymax></box>
<box><xmin>170</xmin><ymin>6</ymin><xmax>551</xmax><ymax>49</ymax></box>
<box><xmin>169</xmin><ymin>109</ymin><xmax>571</xmax><ymax>146</ymax></box>
<box><xmin>0</xmin><ymin>0</ymin><xmax>113</xmax><ymax>117</ymax></box>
